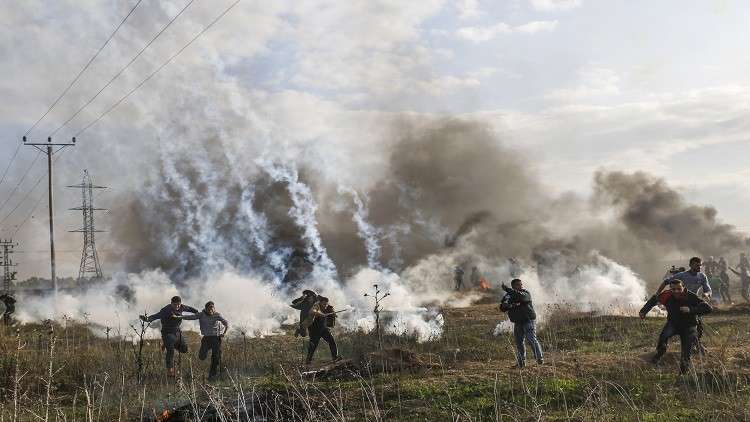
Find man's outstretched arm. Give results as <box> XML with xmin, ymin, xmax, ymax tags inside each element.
<box><xmin>639</xmin><ymin>295</ymin><xmax>659</xmax><ymax>319</ymax></box>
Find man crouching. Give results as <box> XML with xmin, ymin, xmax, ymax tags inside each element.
<box><xmin>640</xmin><ymin>279</ymin><xmax>712</xmax><ymax>374</ymax></box>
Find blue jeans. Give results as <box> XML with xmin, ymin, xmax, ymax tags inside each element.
<box><xmin>513</xmin><ymin>321</ymin><xmax>543</xmax><ymax>365</ymax></box>
<box><xmin>162</xmin><ymin>331</ymin><xmax>188</xmax><ymax>369</ymax></box>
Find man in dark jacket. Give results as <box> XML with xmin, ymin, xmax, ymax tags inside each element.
<box><xmin>640</xmin><ymin>279</ymin><xmax>712</xmax><ymax>374</ymax></box>
<box><xmin>305</xmin><ymin>296</ymin><xmax>340</xmax><ymax>365</ymax></box>
<box><xmin>0</xmin><ymin>293</ymin><xmax>15</xmax><ymax>326</ymax></box>
<box><xmin>140</xmin><ymin>296</ymin><xmax>199</xmax><ymax>376</ymax></box>
<box><xmin>500</xmin><ymin>279</ymin><xmax>543</xmax><ymax>368</ymax></box>
<box><xmin>291</xmin><ymin>289</ymin><xmax>317</xmax><ymax>337</ymax></box>
<box><xmin>454</xmin><ymin>266</ymin><xmax>465</xmax><ymax>291</ymax></box>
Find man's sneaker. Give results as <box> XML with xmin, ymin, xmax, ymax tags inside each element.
<box><xmin>537</xmin><ymin>359</ymin><xmax>544</xmax><ymax>365</ymax></box>
<box><xmin>511</xmin><ymin>362</ymin><xmax>525</xmax><ymax>369</ymax></box>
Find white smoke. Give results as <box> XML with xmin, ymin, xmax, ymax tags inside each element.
<box><xmin>258</xmin><ymin>159</ymin><xmax>339</xmax><ymax>290</ymax></box>
<box><xmin>340</xmin><ymin>187</ymin><xmax>383</xmax><ymax>270</ymax></box>
<box><xmin>492</xmin><ymin>252</ymin><xmax>648</xmax><ymax>335</ymax></box>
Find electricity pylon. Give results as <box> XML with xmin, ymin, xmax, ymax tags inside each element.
<box><xmin>0</xmin><ymin>239</ymin><xmax>17</xmax><ymax>294</ymax></box>
<box><xmin>67</xmin><ymin>170</ymin><xmax>106</xmax><ymax>282</ymax></box>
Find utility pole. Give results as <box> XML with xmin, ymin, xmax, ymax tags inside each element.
<box><xmin>67</xmin><ymin>170</ymin><xmax>106</xmax><ymax>283</ymax></box>
<box><xmin>22</xmin><ymin>136</ymin><xmax>75</xmax><ymax>300</ymax></box>
<box><xmin>0</xmin><ymin>239</ymin><xmax>17</xmax><ymax>295</ymax></box>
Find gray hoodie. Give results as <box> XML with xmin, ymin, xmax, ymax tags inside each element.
<box><xmin>182</xmin><ymin>311</ymin><xmax>229</xmax><ymax>337</ymax></box>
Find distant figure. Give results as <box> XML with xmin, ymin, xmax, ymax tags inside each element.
<box><xmin>140</xmin><ymin>296</ymin><xmax>199</xmax><ymax>377</ymax></box>
<box><xmin>178</xmin><ymin>301</ymin><xmax>229</xmax><ymax>380</ymax></box>
<box><xmin>703</xmin><ymin>256</ymin><xmax>717</xmax><ymax>279</ymax></box>
<box><xmin>508</xmin><ymin>258</ymin><xmax>522</xmax><ymax>278</ymax></box>
<box><xmin>305</xmin><ymin>296</ymin><xmax>340</xmax><ymax>365</ymax></box>
<box><xmin>500</xmin><ymin>279</ymin><xmax>543</xmax><ymax>368</ymax></box>
<box><xmin>717</xmin><ymin>257</ymin><xmax>732</xmax><ymax>304</ymax></box>
<box><xmin>290</xmin><ymin>290</ymin><xmax>318</xmax><ymax>337</ymax></box>
<box><xmin>454</xmin><ymin>266</ymin><xmax>465</xmax><ymax>291</ymax></box>
<box><xmin>729</xmin><ymin>266</ymin><xmax>750</xmax><ymax>303</ymax></box>
<box><xmin>470</xmin><ymin>266</ymin><xmax>480</xmax><ymax>287</ymax></box>
<box><xmin>0</xmin><ymin>293</ymin><xmax>15</xmax><ymax>325</ymax></box>
<box><xmin>640</xmin><ymin>279</ymin><xmax>712</xmax><ymax>374</ymax></box>
<box><xmin>739</xmin><ymin>252</ymin><xmax>750</xmax><ymax>272</ymax></box>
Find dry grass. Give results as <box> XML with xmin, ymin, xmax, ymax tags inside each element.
<box><xmin>0</xmin><ymin>301</ymin><xmax>749</xmax><ymax>421</ymax></box>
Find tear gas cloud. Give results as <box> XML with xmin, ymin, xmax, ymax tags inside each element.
<box><xmin>19</xmin><ymin>118</ymin><xmax>749</xmax><ymax>341</ymax></box>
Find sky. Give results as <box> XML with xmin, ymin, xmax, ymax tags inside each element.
<box><xmin>2</xmin><ymin>0</ymin><xmax>750</xmax><ymax>279</ymax></box>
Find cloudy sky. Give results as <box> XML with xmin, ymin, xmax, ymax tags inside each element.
<box><xmin>2</xmin><ymin>0</ymin><xmax>750</xmax><ymax>278</ymax></box>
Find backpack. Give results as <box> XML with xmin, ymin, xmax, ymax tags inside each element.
<box><xmin>324</xmin><ymin>305</ymin><xmax>336</xmax><ymax>328</ymax></box>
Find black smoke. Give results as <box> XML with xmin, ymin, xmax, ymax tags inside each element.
<box><xmin>109</xmin><ymin>118</ymin><xmax>750</xmax><ymax>285</ymax></box>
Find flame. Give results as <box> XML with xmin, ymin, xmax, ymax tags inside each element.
<box><xmin>479</xmin><ymin>278</ymin><xmax>490</xmax><ymax>290</ymax></box>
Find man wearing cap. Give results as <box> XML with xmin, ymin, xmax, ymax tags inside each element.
<box><xmin>291</xmin><ymin>289</ymin><xmax>318</xmax><ymax>337</ymax></box>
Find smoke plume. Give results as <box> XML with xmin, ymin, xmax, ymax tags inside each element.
<box><xmin>20</xmin><ymin>116</ymin><xmax>749</xmax><ymax>342</ymax></box>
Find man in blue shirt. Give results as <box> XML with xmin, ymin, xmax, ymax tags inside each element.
<box><xmin>658</xmin><ymin>257</ymin><xmax>711</xmax><ymax>298</ymax></box>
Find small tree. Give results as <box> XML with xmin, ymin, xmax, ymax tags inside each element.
<box><xmin>364</xmin><ymin>284</ymin><xmax>390</xmax><ymax>349</ymax></box>
<box><xmin>130</xmin><ymin>310</ymin><xmax>150</xmax><ymax>384</ymax></box>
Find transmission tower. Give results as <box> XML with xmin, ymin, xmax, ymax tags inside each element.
<box><xmin>67</xmin><ymin>170</ymin><xmax>106</xmax><ymax>282</ymax></box>
<box><xmin>0</xmin><ymin>240</ymin><xmax>17</xmax><ymax>294</ymax></box>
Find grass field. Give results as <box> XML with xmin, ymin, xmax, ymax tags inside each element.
<box><xmin>1</xmin><ymin>296</ymin><xmax>749</xmax><ymax>421</ymax></box>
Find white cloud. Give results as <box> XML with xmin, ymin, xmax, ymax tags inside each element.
<box><xmin>546</xmin><ymin>67</ymin><xmax>621</xmax><ymax>101</ymax></box>
<box><xmin>468</xmin><ymin>66</ymin><xmax>498</xmax><ymax>78</ymax></box>
<box><xmin>456</xmin><ymin>22</ymin><xmax>511</xmax><ymax>42</ymax></box>
<box><xmin>456</xmin><ymin>0</ymin><xmax>484</xmax><ymax>20</ymax></box>
<box><xmin>530</xmin><ymin>0</ymin><xmax>582</xmax><ymax>12</ymax></box>
<box><xmin>456</xmin><ymin>20</ymin><xmax>557</xmax><ymax>42</ymax></box>
<box><xmin>516</xmin><ymin>20</ymin><xmax>559</xmax><ymax>33</ymax></box>
<box><xmin>470</xmin><ymin>85</ymin><xmax>750</xmax><ymax>202</ymax></box>
<box><xmin>417</xmin><ymin>75</ymin><xmax>481</xmax><ymax>95</ymax></box>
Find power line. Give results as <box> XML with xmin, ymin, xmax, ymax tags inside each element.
<box><xmin>0</xmin><ymin>166</ymin><xmax>46</xmax><ymax>227</ymax></box>
<box><xmin>76</xmin><ymin>0</ymin><xmax>242</xmax><ymax>137</ymax></box>
<box><xmin>0</xmin><ymin>152</ymin><xmax>42</xmax><ymax>215</ymax></box>
<box><xmin>11</xmin><ymin>192</ymin><xmax>45</xmax><ymax>238</ymax></box>
<box><xmin>10</xmin><ymin>151</ymin><xmax>67</xmax><ymax>238</ymax></box>
<box><xmin>50</xmin><ymin>0</ymin><xmax>198</xmax><ymax>137</ymax></box>
<box><xmin>0</xmin><ymin>143</ymin><xmax>22</xmax><ymax>189</ymax></box>
<box><xmin>0</xmin><ymin>1</ymin><xmax>143</xmax><ymax>210</ymax></box>
<box><xmin>24</xmin><ymin>0</ymin><xmax>145</xmax><ymax>138</ymax></box>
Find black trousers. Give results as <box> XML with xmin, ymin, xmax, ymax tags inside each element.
<box><xmin>306</xmin><ymin>328</ymin><xmax>337</xmax><ymax>363</ymax></box>
<box><xmin>719</xmin><ymin>272</ymin><xmax>732</xmax><ymax>303</ymax></box>
<box><xmin>199</xmin><ymin>336</ymin><xmax>222</xmax><ymax>378</ymax></box>
<box><xmin>654</xmin><ymin>321</ymin><xmax>698</xmax><ymax>373</ymax></box>
<box><xmin>162</xmin><ymin>331</ymin><xmax>188</xmax><ymax>369</ymax></box>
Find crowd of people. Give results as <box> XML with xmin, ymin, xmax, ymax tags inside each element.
<box><xmin>497</xmin><ymin>255</ymin><xmax>747</xmax><ymax>375</ymax></box>
<box><xmin>138</xmin><ymin>252</ymin><xmax>745</xmax><ymax>380</ymax></box>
